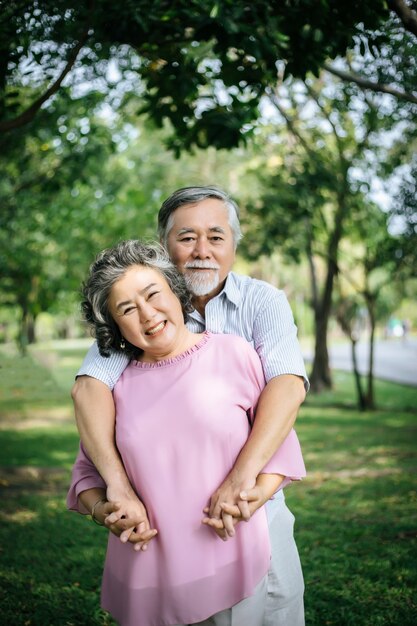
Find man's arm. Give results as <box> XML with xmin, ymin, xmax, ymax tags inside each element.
<box><xmin>203</xmin><ymin>472</ymin><xmax>285</xmax><ymax>540</ymax></box>
<box><xmin>208</xmin><ymin>285</ymin><xmax>307</xmax><ymax>520</ymax></box>
<box><xmin>227</xmin><ymin>374</ymin><xmax>305</xmax><ymax>481</ymax></box>
<box><xmin>72</xmin><ymin>376</ymin><xmax>145</xmax><ymax>527</ymax></box>
<box><xmin>208</xmin><ymin>374</ymin><xmax>305</xmax><ymax>519</ymax></box>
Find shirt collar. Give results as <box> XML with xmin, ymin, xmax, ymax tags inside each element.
<box><xmin>189</xmin><ymin>272</ymin><xmax>242</xmax><ymax>321</ymax></box>
<box><xmin>220</xmin><ymin>272</ymin><xmax>242</xmax><ymax>307</ymax></box>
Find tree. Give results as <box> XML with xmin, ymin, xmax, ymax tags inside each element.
<box><xmin>0</xmin><ymin>89</ymin><xmax>118</xmax><ymax>349</ymax></box>
<box><xmin>0</xmin><ymin>0</ymin><xmax>389</xmax><ymax>144</ymax></box>
<box><xmin>324</xmin><ymin>0</ymin><xmax>417</xmax><ymax>105</ymax></box>
<box><xmin>335</xmin><ymin>202</ymin><xmax>412</xmax><ymax>409</ymax></box>
<box><xmin>1</xmin><ymin>0</ymin><xmax>415</xmax><ymax>370</ymax></box>
<box><xmin>0</xmin><ymin>88</ymin><xmax>256</xmax><ymax>349</ymax></box>
<box><xmin>333</xmin><ymin>291</ymin><xmax>367</xmax><ymax>409</ymax></box>
<box><xmin>239</xmin><ymin>57</ymin><xmax>415</xmax><ymax>391</ymax></box>
<box><xmin>389</xmin><ymin>154</ymin><xmax>417</xmax><ymax>241</ymax></box>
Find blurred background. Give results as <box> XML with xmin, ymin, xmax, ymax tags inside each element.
<box><xmin>0</xmin><ymin>2</ymin><xmax>416</xmax><ymax>624</ymax></box>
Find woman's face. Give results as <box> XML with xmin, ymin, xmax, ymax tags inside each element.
<box><xmin>108</xmin><ymin>265</ymin><xmax>186</xmax><ymax>361</ymax></box>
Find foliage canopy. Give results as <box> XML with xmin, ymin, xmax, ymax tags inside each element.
<box><xmin>0</xmin><ymin>0</ymin><xmax>390</xmax><ymax>148</ymax></box>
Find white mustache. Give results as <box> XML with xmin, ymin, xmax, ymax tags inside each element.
<box><xmin>184</xmin><ymin>261</ymin><xmax>220</xmax><ymax>270</ymax></box>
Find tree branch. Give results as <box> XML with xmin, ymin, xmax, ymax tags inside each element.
<box><xmin>304</xmin><ymin>80</ymin><xmax>347</xmax><ymax>165</ymax></box>
<box><xmin>265</xmin><ymin>87</ymin><xmax>317</xmax><ymax>159</ymax></box>
<box><xmin>323</xmin><ymin>63</ymin><xmax>417</xmax><ymax>105</ymax></box>
<box><xmin>267</xmin><ymin>85</ymin><xmax>333</xmax><ymax>253</ymax></box>
<box><xmin>388</xmin><ymin>0</ymin><xmax>417</xmax><ymax>37</ymax></box>
<box><xmin>0</xmin><ymin>28</ymin><xmax>90</xmax><ymax>133</ymax></box>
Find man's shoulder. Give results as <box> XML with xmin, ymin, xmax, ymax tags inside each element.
<box><xmin>229</xmin><ymin>272</ymin><xmax>286</xmax><ymax>301</ymax></box>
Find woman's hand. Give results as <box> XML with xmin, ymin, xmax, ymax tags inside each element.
<box><xmin>201</xmin><ymin>505</ymin><xmax>237</xmax><ymax>541</ymax></box>
<box><xmin>95</xmin><ymin>498</ymin><xmax>158</xmax><ymax>552</ymax></box>
<box><xmin>103</xmin><ymin>486</ymin><xmax>157</xmax><ymax>546</ymax></box>
<box><xmin>104</xmin><ymin>484</ymin><xmax>145</xmax><ymax>525</ymax></box>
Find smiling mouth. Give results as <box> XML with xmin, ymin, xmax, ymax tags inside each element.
<box><xmin>145</xmin><ymin>321</ymin><xmax>166</xmax><ymax>336</ymax></box>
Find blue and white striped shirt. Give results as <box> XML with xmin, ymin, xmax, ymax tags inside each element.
<box><xmin>78</xmin><ymin>271</ymin><xmax>308</xmax><ymax>391</ymax></box>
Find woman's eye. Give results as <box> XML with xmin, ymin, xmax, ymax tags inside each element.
<box><xmin>148</xmin><ymin>291</ymin><xmax>159</xmax><ymax>299</ymax></box>
<box><xmin>123</xmin><ymin>307</ymin><xmax>135</xmax><ymax>315</ymax></box>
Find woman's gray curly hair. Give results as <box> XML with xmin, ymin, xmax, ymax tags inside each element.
<box><xmin>81</xmin><ymin>239</ymin><xmax>193</xmax><ymax>359</ymax></box>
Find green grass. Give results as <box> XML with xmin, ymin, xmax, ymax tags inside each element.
<box><xmin>287</xmin><ymin>371</ymin><xmax>417</xmax><ymax>626</ymax></box>
<box><xmin>0</xmin><ymin>342</ymin><xmax>416</xmax><ymax>625</ymax></box>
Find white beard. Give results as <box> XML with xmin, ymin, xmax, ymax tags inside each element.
<box><xmin>184</xmin><ymin>270</ymin><xmax>220</xmax><ymax>296</ymax></box>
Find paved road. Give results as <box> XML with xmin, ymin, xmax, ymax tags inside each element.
<box><xmin>304</xmin><ymin>338</ymin><xmax>417</xmax><ymax>387</ymax></box>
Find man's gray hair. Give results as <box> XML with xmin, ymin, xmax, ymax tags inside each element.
<box><xmin>81</xmin><ymin>239</ymin><xmax>193</xmax><ymax>359</ymax></box>
<box><xmin>158</xmin><ymin>186</ymin><xmax>243</xmax><ymax>249</ymax></box>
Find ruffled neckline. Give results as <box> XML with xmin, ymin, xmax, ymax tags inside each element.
<box><xmin>132</xmin><ymin>331</ymin><xmax>211</xmax><ymax>369</ymax></box>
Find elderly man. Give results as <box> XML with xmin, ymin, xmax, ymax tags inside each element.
<box><xmin>72</xmin><ymin>186</ymin><xmax>308</xmax><ymax>626</ymax></box>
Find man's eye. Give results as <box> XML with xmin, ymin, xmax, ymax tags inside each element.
<box><xmin>179</xmin><ymin>237</ymin><xmax>195</xmax><ymax>242</ymax></box>
<box><xmin>211</xmin><ymin>236</ymin><xmax>223</xmax><ymax>242</ymax></box>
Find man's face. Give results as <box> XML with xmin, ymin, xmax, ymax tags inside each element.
<box><xmin>166</xmin><ymin>198</ymin><xmax>236</xmax><ymax>299</ymax></box>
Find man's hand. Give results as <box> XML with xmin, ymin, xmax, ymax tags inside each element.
<box><xmin>202</xmin><ymin>473</ymin><xmax>284</xmax><ymax>540</ymax></box>
<box><xmin>207</xmin><ymin>469</ymin><xmax>256</xmax><ymax>522</ymax></box>
<box><xmin>202</xmin><ymin>488</ymin><xmax>256</xmax><ymax>540</ymax></box>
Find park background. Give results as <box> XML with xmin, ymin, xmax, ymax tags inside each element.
<box><xmin>0</xmin><ymin>2</ymin><xmax>416</xmax><ymax>624</ymax></box>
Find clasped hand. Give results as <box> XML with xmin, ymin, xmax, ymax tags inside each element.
<box><xmin>201</xmin><ymin>473</ymin><xmax>264</xmax><ymax>541</ymax></box>
<box><xmin>100</xmin><ymin>489</ymin><xmax>157</xmax><ymax>552</ymax></box>
<box><xmin>101</xmin><ymin>472</ymin><xmax>270</xmax><ymax>548</ymax></box>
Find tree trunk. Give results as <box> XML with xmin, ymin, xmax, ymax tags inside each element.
<box><xmin>351</xmin><ymin>338</ymin><xmax>366</xmax><ymax>410</ymax></box>
<box><xmin>309</xmin><ymin>259</ymin><xmax>337</xmax><ymax>391</ymax></box>
<box><xmin>27</xmin><ymin>313</ymin><xmax>36</xmax><ymax>344</ymax></box>
<box><xmin>309</xmin><ymin>190</ymin><xmax>348</xmax><ymax>391</ymax></box>
<box><xmin>18</xmin><ymin>307</ymin><xmax>28</xmax><ymax>355</ymax></box>
<box><xmin>335</xmin><ymin>299</ymin><xmax>366</xmax><ymax>410</ymax></box>
<box><xmin>310</xmin><ymin>308</ymin><xmax>332</xmax><ymax>391</ymax></box>
<box><xmin>365</xmin><ymin>297</ymin><xmax>376</xmax><ymax>410</ymax></box>
<box><xmin>307</xmin><ymin>237</ymin><xmax>332</xmax><ymax>391</ymax></box>
<box><xmin>18</xmin><ymin>306</ymin><xmax>37</xmax><ymax>354</ymax></box>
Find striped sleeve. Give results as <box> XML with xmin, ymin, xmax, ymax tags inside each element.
<box><xmin>77</xmin><ymin>341</ymin><xmax>130</xmax><ymax>390</ymax></box>
<box><xmin>252</xmin><ymin>287</ymin><xmax>309</xmax><ymax>390</ymax></box>
<box><xmin>239</xmin><ymin>336</ymin><xmax>306</xmax><ymax>486</ymax></box>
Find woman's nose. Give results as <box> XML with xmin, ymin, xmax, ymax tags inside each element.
<box><xmin>139</xmin><ymin>302</ymin><xmax>156</xmax><ymax>323</ymax></box>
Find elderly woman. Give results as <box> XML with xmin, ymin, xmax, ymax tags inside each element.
<box><xmin>67</xmin><ymin>240</ymin><xmax>305</xmax><ymax>626</ymax></box>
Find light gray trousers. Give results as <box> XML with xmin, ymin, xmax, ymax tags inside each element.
<box><xmin>177</xmin><ymin>494</ymin><xmax>305</xmax><ymax>626</ymax></box>
<box><xmin>263</xmin><ymin>495</ymin><xmax>305</xmax><ymax>626</ymax></box>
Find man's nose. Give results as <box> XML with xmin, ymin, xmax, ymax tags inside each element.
<box><xmin>192</xmin><ymin>237</ymin><xmax>211</xmax><ymax>259</ymax></box>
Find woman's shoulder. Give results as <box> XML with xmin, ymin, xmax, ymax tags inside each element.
<box><xmin>206</xmin><ymin>333</ymin><xmax>263</xmax><ymax>381</ymax></box>
<box><xmin>208</xmin><ymin>332</ymin><xmax>255</xmax><ymax>354</ymax></box>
